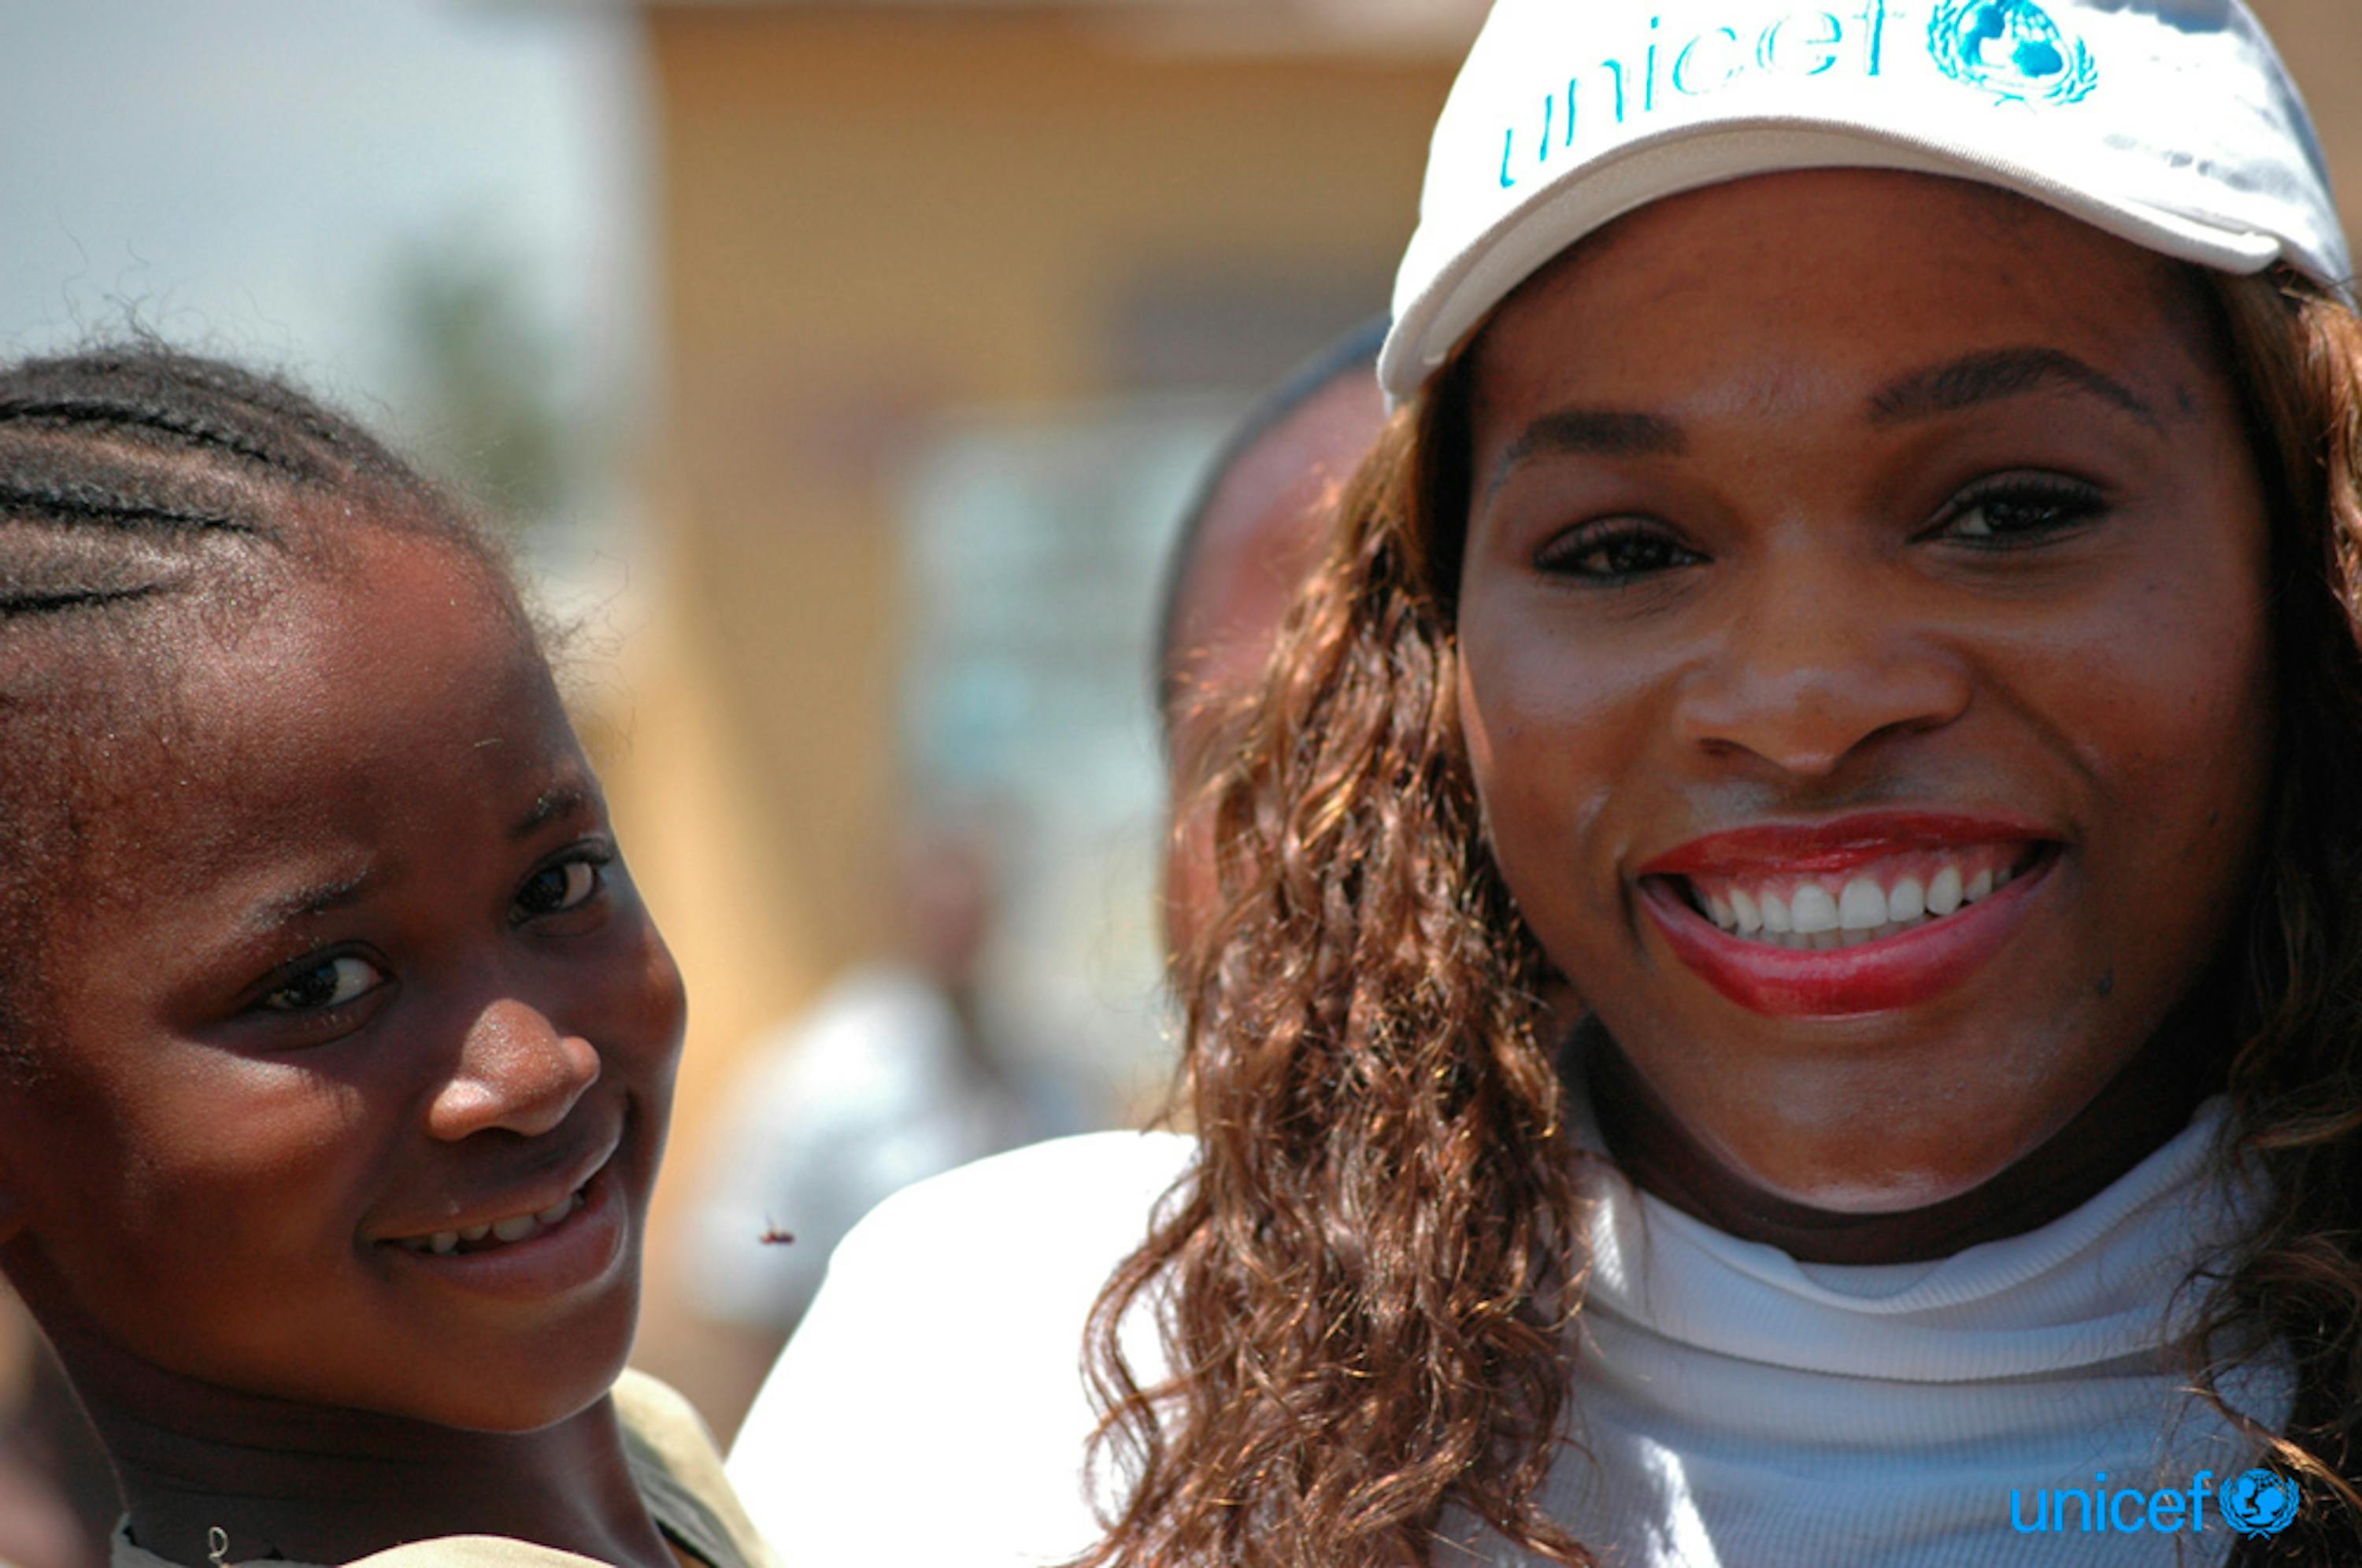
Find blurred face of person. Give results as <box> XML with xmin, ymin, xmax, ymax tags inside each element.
<box><xmin>1454</xmin><ymin>170</ymin><xmax>2274</xmax><ymax>1211</ymax></box>
<box><xmin>1164</xmin><ymin>372</ymin><xmax>1388</xmax><ymax>956</ymax></box>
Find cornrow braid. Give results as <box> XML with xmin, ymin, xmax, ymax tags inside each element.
<box><xmin>0</xmin><ymin>340</ymin><xmax>510</xmax><ymax>1064</ymax></box>
<box><xmin>0</xmin><ymin>583</ymin><xmax>168</xmax><ymax>622</ymax></box>
<box><xmin>0</xmin><ymin>390</ymin><xmax>320</xmax><ymax>481</ymax></box>
<box><xmin>0</xmin><ymin>475</ymin><xmax>263</xmax><ymax>540</ymax></box>
<box><xmin>0</xmin><ymin>345</ymin><xmax>416</xmax><ymax>485</ymax></box>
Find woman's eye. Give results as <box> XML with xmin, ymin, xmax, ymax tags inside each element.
<box><xmin>1536</xmin><ymin>521</ymin><xmax>1704</xmax><ymax>583</ymax></box>
<box><xmin>514</xmin><ymin>854</ymin><xmax>607</xmax><ymax>921</ymax></box>
<box><xmin>1937</xmin><ymin>478</ymin><xmax>2107</xmax><ymax>545</ymax></box>
<box><xmin>260</xmin><ymin>955</ymin><xmax>386</xmax><ymax>1014</ymax></box>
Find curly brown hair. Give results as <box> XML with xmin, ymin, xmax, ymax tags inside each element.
<box><xmin>1072</xmin><ymin>267</ymin><xmax>2362</xmax><ymax>1568</ymax></box>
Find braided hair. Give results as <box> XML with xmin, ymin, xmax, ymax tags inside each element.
<box><xmin>0</xmin><ymin>342</ymin><xmax>513</xmax><ymax>1063</ymax></box>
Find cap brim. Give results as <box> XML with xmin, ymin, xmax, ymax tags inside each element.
<box><xmin>1381</xmin><ymin>116</ymin><xmax>2306</xmax><ymax>405</ymax></box>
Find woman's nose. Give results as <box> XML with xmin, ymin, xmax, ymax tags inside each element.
<box><xmin>428</xmin><ymin>997</ymin><xmax>602</xmax><ymax>1141</ymax></box>
<box><xmin>1671</xmin><ymin>554</ymin><xmax>1972</xmax><ymax>778</ymax></box>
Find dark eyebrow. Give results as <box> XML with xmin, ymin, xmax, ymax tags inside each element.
<box><xmin>1486</xmin><ymin>409</ymin><xmax>1686</xmax><ymax>502</ymax></box>
<box><xmin>1868</xmin><ymin>347</ymin><xmax>2161</xmax><ymax>433</ymax></box>
<box><xmin>512</xmin><ymin>784</ymin><xmax>592</xmax><ymax>842</ymax></box>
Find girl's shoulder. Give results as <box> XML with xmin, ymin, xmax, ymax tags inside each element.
<box><xmin>610</xmin><ymin>1370</ymin><xmax>780</xmax><ymax>1568</ymax></box>
<box><xmin>109</xmin><ymin>1374</ymin><xmax>777</xmax><ymax>1568</ymax></box>
<box><xmin>343</xmin><ymin>1373</ymin><xmax>776</xmax><ymax>1568</ymax></box>
<box><xmin>725</xmin><ymin>1130</ymin><xmax>1199</xmax><ymax>1568</ymax></box>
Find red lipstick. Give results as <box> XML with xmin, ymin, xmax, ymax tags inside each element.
<box><xmin>1636</xmin><ymin>812</ymin><xmax>2059</xmax><ymax>1018</ymax></box>
<box><xmin>1638</xmin><ymin>812</ymin><xmax>2046</xmax><ymax>878</ymax></box>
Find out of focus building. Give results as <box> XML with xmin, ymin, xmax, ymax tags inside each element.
<box><xmin>608</xmin><ymin>0</ymin><xmax>1480</xmax><ymax>1078</ymax></box>
<box><xmin>594</xmin><ymin>0</ymin><xmax>1486</xmax><ymax>1428</ymax></box>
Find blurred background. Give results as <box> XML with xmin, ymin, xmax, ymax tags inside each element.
<box><xmin>2</xmin><ymin>2</ymin><xmax>2360</xmax><ymax>1560</ymax></box>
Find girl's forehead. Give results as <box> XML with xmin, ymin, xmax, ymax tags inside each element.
<box><xmin>218</xmin><ymin>531</ymin><xmax>513</xmax><ymax>681</ymax></box>
<box><xmin>209</xmin><ymin>546</ymin><xmax>555</xmax><ymax>767</ymax></box>
<box><xmin>67</xmin><ymin>535</ymin><xmax>575</xmax><ymax>885</ymax></box>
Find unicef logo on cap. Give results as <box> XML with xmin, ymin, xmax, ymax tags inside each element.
<box><xmin>2221</xmin><ymin>1467</ymin><xmax>2302</xmax><ymax>1538</ymax></box>
<box><xmin>1927</xmin><ymin>0</ymin><xmax>2098</xmax><ymax>105</ymax></box>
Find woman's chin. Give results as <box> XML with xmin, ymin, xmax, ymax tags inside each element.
<box><xmin>1728</xmin><ymin>1163</ymin><xmax>2005</xmax><ymax>1216</ymax></box>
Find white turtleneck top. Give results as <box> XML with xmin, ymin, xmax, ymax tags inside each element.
<box><xmin>727</xmin><ymin>1100</ymin><xmax>2291</xmax><ymax>1566</ymax></box>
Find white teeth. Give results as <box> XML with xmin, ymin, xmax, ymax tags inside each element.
<box><xmin>400</xmin><ymin>1186</ymin><xmax>587</xmax><ymax>1256</ymax></box>
<box><xmin>1838</xmin><ymin>877</ymin><xmax>1886</xmax><ymax>930</ymax></box>
<box><xmin>1683</xmin><ymin>843</ymin><xmax>2039</xmax><ymax>955</ymax></box>
<box><xmin>1789</xmin><ymin>884</ymin><xmax>1840</xmax><ymax>935</ymax></box>
<box><xmin>1889</xmin><ymin>877</ymin><xmax>1926</xmax><ymax>923</ymax></box>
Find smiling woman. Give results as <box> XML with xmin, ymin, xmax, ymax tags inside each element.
<box><xmin>724</xmin><ymin>3</ymin><xmax>2362</xmax><ymax>1567</ymax></box>
<box><xmin>1062</xmin><ymin>0</ymin><xmax>2362</xmax><ymax>1552</ymax></box>
<box><xmin>1457</xmin><ymin>173</ymin><xmax>2279</xmax><ymax>1222</ymax></box>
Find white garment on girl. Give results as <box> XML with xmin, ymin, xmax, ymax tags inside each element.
<box><xmin>728</xmin><ymin>1099</ymin><xmax>2286</xmax><ymax>1566</ymax></box>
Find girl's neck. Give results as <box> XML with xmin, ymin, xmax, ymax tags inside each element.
<box><xmin>1578</xmin><ymin>986</ymin><xmax>2230</xmax><ymax>1266</ymax></box>
<box><xmin>50</xmin><ymin>1324</ymin><xmax>677</xmax><ymax>1568</ymax></box>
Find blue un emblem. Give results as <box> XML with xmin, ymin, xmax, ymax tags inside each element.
<box><xmin>2221</xmin><ymin>1467</ymin><xmax>2303</xmax><ymax>1538</ymax></box>
<box><xmin>1927</xmin><ymin>0</ymin><xmax>2098</xmax><ymax>105</ymax></box>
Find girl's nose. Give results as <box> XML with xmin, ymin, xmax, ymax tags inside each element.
<box><xmin>1670</xmin><ymin>555</ymin><xmax>1972</xmax><ymax>778</ymax></box>
<box><xmin>428</xmin><ymin>997</ymin><xmax>602</xmax><ymax>1141</ymax></box>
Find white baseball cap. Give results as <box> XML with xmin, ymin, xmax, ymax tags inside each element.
<box><xmin>1381</xmin><ymin>0</ymin><xmax>2356</xmax><ymax>404</ymax></box>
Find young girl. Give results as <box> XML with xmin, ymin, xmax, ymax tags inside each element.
<box><xmin>0</xmin><ymin>346</ymin><xmax>775</xmax><ymax>1568</ymax></box>
<box><xmin>730</xmin><ymin>1</ymin><xmax>2362</xmax><ymax>1564</ymax></box>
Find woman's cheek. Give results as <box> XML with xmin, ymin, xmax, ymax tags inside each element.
<box><xmin>2052</xmin><ymin>550</ymin><xmax>2272</xmax><ymax>867</ymax></box>
<box><xmin>1460</xmin><ymin>629</ymin><xmax>1641</xmax><ymax>969</ymax></box>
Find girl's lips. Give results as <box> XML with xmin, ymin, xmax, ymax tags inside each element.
<box><xmin>380</xmin><ymin>1156</ymin><xmax>629</xmax><ymax>1305</ymax></box>
<box><xmin>1638</xmin><ymin>842</ymin><xmax>2060</xmax><ymax>1017</ymax></box>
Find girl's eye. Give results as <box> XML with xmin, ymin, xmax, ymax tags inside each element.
<box><xmin>514</xmin><ymin>853</ymin><xmax>608</xmax><ymax>921</ymax></box>
<box><xmin>1935</xmin><ymin>476</ymin><xmax>2108</xmax><ymax>545</ymax></box>
<box><xmin>260</xmin><ymin>954</ymin><xmax>386</xmax><ymax>1014</ymax></box>
<box><xmin>1536</xmin><ymin>520</ymin><xmax>1705</xmax><ymax>584</ymax></box>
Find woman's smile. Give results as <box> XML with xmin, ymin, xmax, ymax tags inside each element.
<box><xmin>1636</xmin><ymin>812</ymin><xmax>2062</xmax><ymax>1016</ymax></box>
